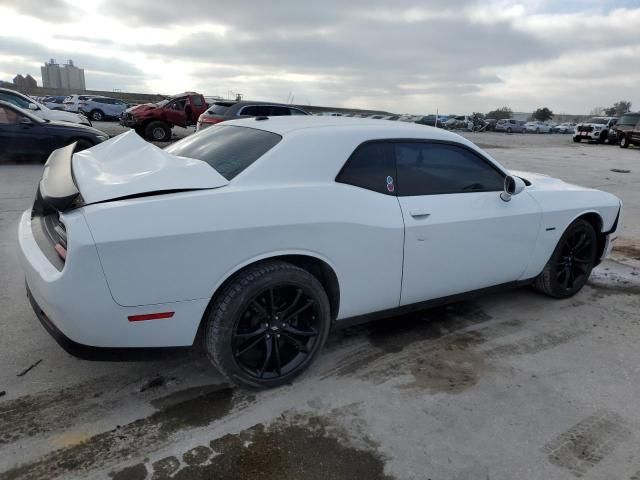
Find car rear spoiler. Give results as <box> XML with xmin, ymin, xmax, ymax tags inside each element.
<box><xmin>32</xmin><ymin>142</ymin><xmax>82</xmax><ymax>216</ymax></box>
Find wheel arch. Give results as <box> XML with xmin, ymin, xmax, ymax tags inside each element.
<box><xmin>198</xmin><ymin>252</ymin><xmax>341</xmax><ymax>341</ymax></box>
<box><xmin>570</xmin><ymin>210</ymin><xmax>606</xmax><ymax>263</ymax></box>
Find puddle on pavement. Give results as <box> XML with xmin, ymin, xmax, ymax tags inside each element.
<box><xmin>111</xmin><ymin>414</ymin><xmax>394</xmax><ymax>480</ymax></box>
<box><xmin>1</xmin><ymin>384</ymin><xmax>240</xmax><ymax>480</ymax></box>
<box><xmin>322</xmin><ymin>301</ymin><xmax>496</xmax><ymax>393</ymax></box>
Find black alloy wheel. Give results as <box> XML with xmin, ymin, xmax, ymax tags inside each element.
<box><xmin>554</xmin><ymin>228</ymin><xmax>596</xmax><ymax>293</ymax></box>
<box><xmin>535</xmin><ymin>219</ymin><xmax>598</xmax><ymax>298</ymax></box>
<box><xmin>204</xmin><ymin>261</ymin><xmax>331</xmax><ymax>389</ymax></box>
<box><xmin>231</xmin><ymin>286</ymin><xmax>322</xmax><ymax>380</ymax></box>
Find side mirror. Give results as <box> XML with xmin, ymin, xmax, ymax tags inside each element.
<box><xmin>500</xmin><ymin>175</ymin><xmax>526</xmax><ymax>202</ymax></box>
<box><xmin>28</xmin><ymin>103</ymin><xmax>38</xmax><ymax>111</ymax></box>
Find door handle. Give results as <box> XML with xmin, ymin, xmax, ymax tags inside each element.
<box><xmin>409</xmin><ymin>209</ymin><xmax>431</xmax><ymax>219</ymax></box>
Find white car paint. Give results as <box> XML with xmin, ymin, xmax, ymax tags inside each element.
<box><xmin>73</xmin><ymin>131</ymin><xmax>228</xmax><ymax>203</ymax></box>
<box><xmin>18</xmin><ymin>117</ymin><xmax>621</xmax><ymax>349</ymax></box>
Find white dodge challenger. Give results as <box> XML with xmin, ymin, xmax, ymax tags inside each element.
<box><xmin>19</xmin><ymin>117</ymin><xmax>622</xmax><ymax>388</ymax></box>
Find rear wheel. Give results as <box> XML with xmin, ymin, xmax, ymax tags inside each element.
<box><xmin>573</xmin><ymin>136</ymin><xmax>581</xmax><ymax>143</ymax></box>
<box><xmin>145</xmin><ymin>121</ymin><xmax>171</xmax><ymax>141</ymax></box>
<box><xmin>534</xmin><ymin>219</ymin><xmax>598</xmax><ymax>298</ymax></box>
<box><xmin>204</xmin><ymin>261</ymin><xmax>331</xmax><ymax>389</ymax></box>
<box><xmin>507</xmin><ymin>127</ymin><xmax>512</xmax><ymax>134</ymax></box>
<box><xmin>90</xmin><ymin>109</ymin><xmax>104</xmax><ymax>121</ymax></box>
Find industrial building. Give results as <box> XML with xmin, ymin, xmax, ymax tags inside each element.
<box><xmin>40</xmin><ymin>59</ymin><xmax>85</xmax><ymax>90</ymax></box>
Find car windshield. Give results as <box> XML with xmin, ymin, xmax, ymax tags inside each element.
<box><xmin>164</xmin><ymin>125</ymin><xmax>282</xmax><ymax>180</ymax></box>
<box><xmin>155</xmin><ymin>99</ymin><xmax>170</xmax><ymax>107</ymax></box>
<box><xmin>587</xmin><ymin>118</ymin><xmax>608</xmax><ymax>124</ymax></box>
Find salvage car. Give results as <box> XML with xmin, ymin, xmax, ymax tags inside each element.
<box><xmin>524</xmin><ymin>121</ymin><xmax>552</xmax><ymax>134</ymax></box>
<box><xmin>609</xmin><ymin>112</ymin><xmax>640</xmax><ymax>146</ymax></box>
<box><xmin>495</xmin><ymin>118</ymin><xmax>525</xmax><ymax>133</ymax></box>
<box><xmin>197</xmin><ymin>100</ymin><xmax>309</xmax><ymax>131</ymax></box>
<box><xmin>79</xmin><ymin>96</ymin><xmax>129</xmax><ymax>121</ymax></box>
<box><xmin>617</xmin><ymin>116</ymin><xmax>640</xmax><ymax>148</ymax></box>
<box><xmin>19</xmin><ymin>117</ymin><xmax>622</xmax><ymax>389</ymax></box>
<box><xmin>120</xmin><ymin>92</ymin><xmax>208</xmax><ymax>141</ymax></box>
<box><xmin>573</xmin><ymin>116</ymin><xmax>618</xmax><ymax>143</ymax></box>
<box><xmin>0</xmin><ymin>101</ymin><xmax>107</xmax><ymax>162</ymax></box>
<box><xmin>0</xmin><ymin>88</ymin><xmax>91</xmax><ymax>126</ymax></box>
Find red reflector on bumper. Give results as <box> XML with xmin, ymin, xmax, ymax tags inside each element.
<box><xmin>128</xmin><ymin>312</ymin><xmax>175</xmax><ymax>322</ymax></box>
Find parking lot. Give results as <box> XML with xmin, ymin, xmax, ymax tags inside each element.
<box><xmin>1</xmin><ymin>132</ymin><xmax>639</xmax><ymax>479</ymax></box>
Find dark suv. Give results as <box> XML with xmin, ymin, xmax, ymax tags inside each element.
<box><xmin>197</xmin><ymin>101</ymin><xmax>309</xmax><ymax>131</ymax></box>
<box><xmin>610</xmin><ymin>112</ymin><xmax>640</xmax><ymax>147</ymax></box>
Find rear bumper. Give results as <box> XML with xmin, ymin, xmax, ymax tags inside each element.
<box><xmin>26</xmin><ymin>285</ymin><xmax>191</xmax><ymax>361</ymax></box>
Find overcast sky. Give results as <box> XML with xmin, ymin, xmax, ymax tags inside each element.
<box><xmin>0</xmin><ymin>0</ymin><xmax>639</xmax><ymax>114</ymax></box>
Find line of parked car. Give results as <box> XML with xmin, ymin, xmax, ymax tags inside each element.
<box><xmin>572</xmin><ymin>114</ymin><xmax>640</xmax><ymax>148</ymax></box>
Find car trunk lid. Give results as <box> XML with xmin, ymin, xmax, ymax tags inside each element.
<box><xmin>35</xmin><ymin>130</ymin><xmax>228</xmax><ymax>213</ymax></box>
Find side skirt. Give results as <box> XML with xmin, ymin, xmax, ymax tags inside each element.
<box><xmin>334</xmin><ymin>279</ymin><xmax>535</xmax><ymax>330</ymax></box>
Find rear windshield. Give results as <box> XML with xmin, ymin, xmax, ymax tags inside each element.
<box><xmin>208</xmin><ymin>102</ymin><xmax>234</xmax><ymax>115</ymax></box>
<box><xmin>164</xmin><ymin>125</ymin><xmax>281</xmax><ymax>180</ymax></box>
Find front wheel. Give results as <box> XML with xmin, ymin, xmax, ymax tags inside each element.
<box><xmin>507</xmin><ymin>127</ymin><xmax>512</xmax><ymax>134</ymax></box>
<box><xmin>204</xmin><ymin>261</ymin><xmax>331</xmax><ymax>389</ymax></box>
<box><xmin>534</xmin><ymin>219</ymin><xmax>598</xmax><ymax>298</ymax></box>
<box><xmin>573</xmin><ymin>136</ymin><xmax>581</xmax><ymax>143</ymax></box>
<box><xmin>145</xmin><ymin>121</ymin><xmax>171</xmax><ymax>141</ymax></box>
<box><xmin>620</xmin><ymin>135</ymin><xmax>629</xmax><ymax>148</ymax></box>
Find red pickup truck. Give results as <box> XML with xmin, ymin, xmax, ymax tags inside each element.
<box><xmin>120</xmin><ymin>92</ymin><xmax>208</xmax><ymax>141</ymax></box>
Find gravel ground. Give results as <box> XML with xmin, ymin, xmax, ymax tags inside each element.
<box><xmin>0</xmin><ymin>132</ymin><xmax>639</xmax><ymax>480</ymax></box>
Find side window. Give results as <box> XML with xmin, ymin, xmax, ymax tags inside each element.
<box><xmin>0</xmin><ymin>105</ymin><xmax>20</xmax><ymax>124</ymax></box>
<box><xmin>240</xmin><ymin>105</ymin><xmax>271</xmax><ymax>116</ymax></box>
<box><xmin>268</xmin><ymin>106</ymin><xmax>291</xmax><ymax>116</ymax></box>
<box><xmin>394</xmin><ymin>142</ymin><xmax>504</xmax><ymax>196</ymax></box>
<box><xmin>336</xmin><ymin>142</ymin><xmax>396</xmax><ymax>195</ymax></box>
<box><xmin>289</xmin><ymin>108</ymin><xmax>307</xmax><ymax>115</ymax></box>
<box><xmin>191</xmin><ymin>96</ymin><xmax>204</xmax><ymax>107</ymax></box>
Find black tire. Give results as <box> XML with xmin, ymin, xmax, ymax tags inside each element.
<box><xmin>204</xmin><ymin>261</ymin><xmax>331</xmax><ymax>389</ymax></box>
<box><xmin>573</xmin><ymin>136</ymin><xmax>581</xmax><ymax>143</ymax></box>
<box><xmin>507</xmin><ymin>127</ymin><xmax>512</xmax><ymax>134</ymax></box>
<box><xmin>71</xmin><ymin>138</ymin><xmax>94</xmax><ymax>152</ymax></box>
<box><xmin>145</xmin><ymin>121</ymin><xmax>171</xmax><ymax>141</ymax></box>
<box><xmin>619</xmin><ymin>135</ymin><xmax>629</xmax><ymax>148</ymax></box>
<box><xmin>534</xmin><ymin>219</ymin><xmax>598</xmax><ymax>298</ymax></box>
<box><xmin>90</xmin><ymin>109</ymin><xmax>104</xmax><ymax>121</ymax></box>
<box><xmin>598</xmin><ymin>131</ymin><xmax>607</xmax><ymax>144</ymax></box>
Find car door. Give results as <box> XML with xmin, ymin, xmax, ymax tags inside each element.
<box><xmin>394</xmin><ymin>141</ymin><xmax>542</xmax><ymax>305</ymax></box>
<box><xmin>632</xmin><ymin>120</ymin><xmax>640</xmax><ymax>144</ymax></box>
<box><xmin>0</xmin><ymin>105</ymin><xmax>51</xmax><ymax>162</ymax></box>
<box><xmin>164</xmin><ymin>100</ymin><xmax>187</xmax><ymax>127</ymax></box>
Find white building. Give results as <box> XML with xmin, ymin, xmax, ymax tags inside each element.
<box><xmin>41</xmin><ymin>59</ymin><xmax>86</xmax><ymax>90</ymax></box>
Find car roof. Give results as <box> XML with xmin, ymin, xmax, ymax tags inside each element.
<box><xmin>221</xmin><ymin>115</ymin><xmax>468</xmax><ymax>141</ymax></box>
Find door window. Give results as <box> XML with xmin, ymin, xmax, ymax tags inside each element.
<box><xmin>0</xmin><ymin>105</ymin><xmax>20</xmax><ymax>124</ymax></box>
<box><xmin>268</xmin><ymin>106</ymin><xmax>291</xmax><ymax>116</ymax></box>
<box><xmin>336</xmin><ymin>142</ymin><xmax>396</xmax><ymax>195</ymax></box>
<box><xmin>240</xmin><ymin>105</ymin><xmax>271</xmax><ymax>116</ymax></box>
<box><xmin>394</xmin><ymin>142</ymin><xmax>504</xmax><ymax>196</ymax></box>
